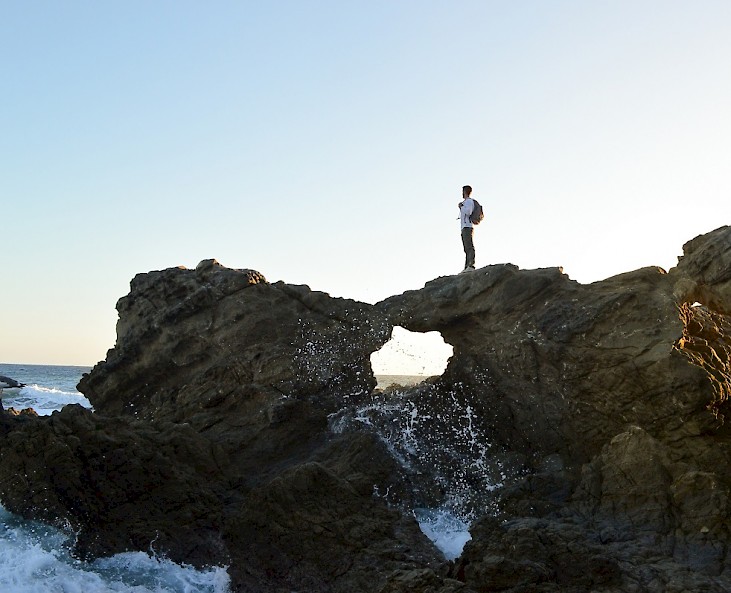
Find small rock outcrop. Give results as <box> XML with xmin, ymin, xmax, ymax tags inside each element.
<box><xmin>0</xmin><ymin>227</ymin><xmax>729</xmax><ymax>593</ymax></box>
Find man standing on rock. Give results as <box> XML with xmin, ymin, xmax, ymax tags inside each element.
<box><xmin>458</xmin><ymin>185</ymin><xmax>476</xmax><ymax>273</ymax></box>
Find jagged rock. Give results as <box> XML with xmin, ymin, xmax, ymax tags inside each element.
<box><xmin>2</xmin><ymin>406</ymin><xmax>38</xmax><ymax>417</ymax></box>
<box><xmin>0</xmin><ymin>260</ymin><xmax>445</xmax><ymax>591</ymax></box>
<box><xmin>225</xmin><ymin>461</ymin><xmax>441</xmax><ymax>592</ymax></box>
<box><xmin>373</xmin><ymin>226</ymin><xmax>731</xmax><ymax>590</ymax></box>
<box><xmin>0</xmin><ymin>227</ymin><xmax>729</xmax><ymax>592</ymax></box>
<box><xmin>80</xmin><ymin>259</ymin><xmax>389</xmax><ymax>423</ymax></box>
<box><xmin>672</xmin><ymin>227</ymin><xmax>731</xmax><ymax>315</ymax></box>
<box><xmin>453</xmin><ymin>515</ymin><xmax>621</xmax><ymax>592</ymax></box>
<box><xmin>376</xmin><ymin>261</ymin><xmax>720</xmax><ymax>466</ymax></box>
<box><xmin>0</xmin><ymin>404</ymin><xmax>228</xmax><ymax>565</ymax></box>
<box><xmin>378</xmin><ymin>569</ymin><xmax>470</xmax><ymax>593</ymax></box>
<box><xmin>573</xmin><ymin>426</ymin><xmax>731</xmax><ymax>576</ymax></box>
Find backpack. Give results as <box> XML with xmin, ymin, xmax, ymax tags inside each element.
<box><xmin>469</xmin><ymin>200</ymin><xmax>484</xmax><ymax>225</ymax></box>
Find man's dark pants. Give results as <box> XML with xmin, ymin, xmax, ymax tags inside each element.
<box><xmin>461</xmin><ymin>227</ymin><xmax>475</xmax><ymax>269</ymax></box>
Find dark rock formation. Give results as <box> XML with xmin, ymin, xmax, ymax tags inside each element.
<box><xmin>373</xmin><ymin>225</ymin><xmax>731</xmax><ymax>592</ymax></box>
<box><xmin>0</xmin><ymin>227</ymin><xmax>729</xmax><ymax>592</ymax></box>
<box><xmin>1</xmin><ymin>259</ymin><xmax>438</xmax><ymax>592</ymax></box>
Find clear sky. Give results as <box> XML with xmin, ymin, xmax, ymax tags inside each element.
<box><xmin>1</xmin><ymin>1</ymin><xmax>729</xmax><ymax>370</ymax></box>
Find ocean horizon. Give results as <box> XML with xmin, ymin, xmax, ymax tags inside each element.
<box><xmin>0</xmin><ymin>363</ymin><xmax>432</xmax><ymax>393</ymax></box>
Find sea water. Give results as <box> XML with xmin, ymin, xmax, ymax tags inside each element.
<box><xmin>412</xmin><ymin>508</ymin><xmax>471</xmax><ymax>561</ymax></box>
<box><xmin>0</xmin><ymin>363</ymin><xmax>93</xmax><ymax>415</ymax></box>
<box><xmin>342</xmin><ymin>379</ymin><xmax>497</xmax><ymax>561</ymax></box>
<box><xmin>0</xmin><ymin>363</ymin><xmax>230</xmax><ymax>593</ymax></box>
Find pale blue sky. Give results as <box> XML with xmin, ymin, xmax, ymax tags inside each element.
<box><xmin>1</xmin><ymin>1</ymin><xmax>729</xmax><ymax>369</ymax></box>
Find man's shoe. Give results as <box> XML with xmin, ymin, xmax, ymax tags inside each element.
<box><xmin>460</xmin><ymin>266</ymin><xmax>475</xmax><ymax>274</ymax></box>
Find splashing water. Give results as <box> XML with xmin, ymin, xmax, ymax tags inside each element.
<box><xmin>413</xmin><ymin>508</ymin><xmax>472</xmax><ymax>561</ymax></box>
<box><xmin>334</xmin><ymin>379</ymin><xmax>510</xmax><ymax>559</ymax></box>
<box><xmin>0</xmin><ymin>504</ymin><xmax>230</xmax><ymax>593</ymax></box>
<box><xmin>1</xmin><ymin>384</ymin><xmax>92</xmax><ymax>415</ymax></box>
<box><xmin>0</xmin><ymin>364</ymin><xmax>231</xmax><ymax>592</ymax></box>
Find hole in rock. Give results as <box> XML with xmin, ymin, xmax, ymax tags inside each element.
<box><xmin>370</xmin><ymin>326</ymin><xmax>453</xmax><ymax>389</ymax></box>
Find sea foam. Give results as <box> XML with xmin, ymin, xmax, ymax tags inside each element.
<box><xmin>0</xmin><ymin>364</ymin><xmax>231</xmax><ymax>593</ymax></box>
<box><xmin>0</xmin><ymin>504</ymin><xmax>230</xmax><ymax>593</ymax></box>
<box><xmin>414</xmin><ymin>508</ymin><xmax>472</xmax><ymax>561</ymax></box>
<box><xmin>1</xmin><ymin>384</ymin><xmax>92</xmax><ymax>415</ymax></box>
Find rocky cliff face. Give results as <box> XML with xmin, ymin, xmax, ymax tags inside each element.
<box><xmin>0</xmin><ymin>226</ymin><xmax>729</xmax><ymax>593</ymax></box>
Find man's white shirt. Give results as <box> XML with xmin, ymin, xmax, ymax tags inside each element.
<box><xmin>460</xmin><ymin>198</ymin><xmax>474</xmax><ymax>229</ymax></box>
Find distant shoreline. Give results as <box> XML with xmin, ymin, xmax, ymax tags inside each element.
<box><xmin>375</xmin><ymin>374</ymin><xmax>431</xmax><ymax>389</ymax></box>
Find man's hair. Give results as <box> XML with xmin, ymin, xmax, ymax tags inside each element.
<box><xmin>463</xmin><ymin>185</ymin><xmax>472</xmax><ymax>196</ymax></box>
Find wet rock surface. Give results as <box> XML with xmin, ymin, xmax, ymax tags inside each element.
<box><xmin>0</xmin><ymin>227</ymin><xmax>730</xmax><ymax>592</ymax></box>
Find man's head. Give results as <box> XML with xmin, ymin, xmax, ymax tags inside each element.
<box><xmin>462</xmin><ymin>185</ymin><xmax>472</xmax><ymax>198</ymax></box>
